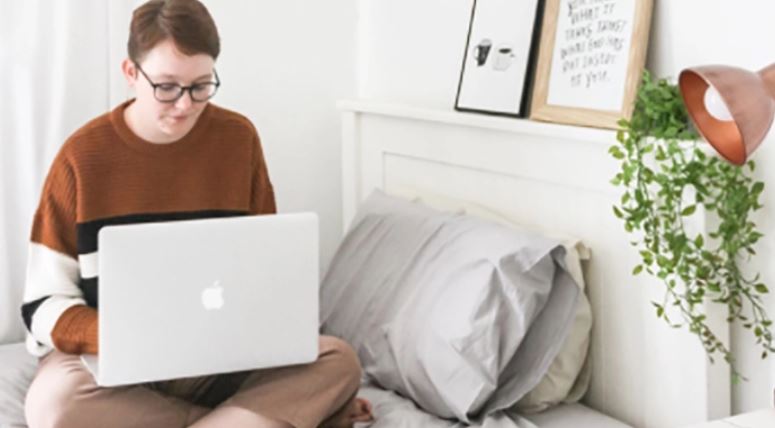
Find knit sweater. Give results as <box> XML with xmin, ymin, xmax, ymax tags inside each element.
<box><xmin>20</xmin><ymin>99</ymin><xmax>276</xmax><ymax>356</ymax></box>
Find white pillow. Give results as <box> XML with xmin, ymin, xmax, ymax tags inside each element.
<box><xmin>0</xmin><ymin>342</ymin><xmax>37</xmax><ymax>427</ymax></box>
<box><xmin>398</xmin><ymin>189</ymin><xmax>593</xmax><ymax>413</ymax></box>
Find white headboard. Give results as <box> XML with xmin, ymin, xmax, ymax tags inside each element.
<box><xmin>338</xmin><ymin>100</ymin><xmax>730</xmax><ymax>428</ymax></box>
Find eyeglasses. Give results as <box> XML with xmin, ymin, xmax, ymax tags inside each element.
<box><xmin>135</xmin><ymin>63</ymin><xmax>220</xmax><ymax>103</ymax></box>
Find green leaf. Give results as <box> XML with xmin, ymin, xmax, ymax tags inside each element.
<box><xmin>609</xmin><ymin>146</ymin><xmax>625</xmax><ymax>160</ymax></box>
<box><xmin>755</xmin><ymin>284</ymin><xmax>769</xmax><ymax>294</ymax></box>
<box><xmin>633</xmin><ymin>265</ymin><xmax>644</xmax><ymax>275</ymax></box>
<box><xmin>634</xmin><ymin>189</ymin><xmax>645</xmax><ymax>204</ymax></box>
<box><xmin>657</xmin><ymin>255</ymin><xmax>669</xmax><ymax>267</ymax></box>
<box><xmin>651</xmin><ymin>302</ymin><xmax>664</xmax><ymax>317</ymax></box>
<box><xmin>681</xmin><ymin>205</ymin><xmax>697</xmax><ymax>216</ymax></box>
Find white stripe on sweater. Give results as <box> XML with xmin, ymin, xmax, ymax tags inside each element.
<box><xmin>24</xmin><ymin>242</ymin><xmax>81</xmax><ymax>301</ymax></box>
<box><xmin>79</xmin><ymin>252</ymin><xmax>98</xmax><ymax>279</ymax></box>
<box><xmin>30</xmin><ymin>296</ymin><xmax>86</xmax><ymax>351</ymax></box>
<box><xmin>24</xmin><ymin>243</ymin><xmax>86</xmax><ymax>355</ymax></box>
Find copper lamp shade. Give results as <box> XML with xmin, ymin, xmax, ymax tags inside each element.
<box><xmin>678</xmin><ymin>63</ymin><xmax>775</xmax><ymax>165</ymax></box>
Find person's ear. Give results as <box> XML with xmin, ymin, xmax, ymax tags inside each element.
<box><xmin>121</xmin><ymin>59</ymin><xmax>138</xmax><ymax>86</ymax></box>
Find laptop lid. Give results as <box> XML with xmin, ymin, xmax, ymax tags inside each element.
<box><xmin>93</xmin><ymin>212</ymin><xmax>319</xmax><ymax>386</ymax></box>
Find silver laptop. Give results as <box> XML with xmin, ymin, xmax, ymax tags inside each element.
<box><xmin>81</xmin><ymin>212</ymin><xmax>319</xmax><ymax>387</ymax></box>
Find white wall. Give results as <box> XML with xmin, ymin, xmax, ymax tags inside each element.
<box><xmin>358</xmin><ymin>0</ymin><xmax>471</xmax><ymax>108</ymax></box>
<box><xmin>648</xmin><ymin>0</ymin><xmax>775</xmax><ymax>78</ymax></box>
<box><xmin>110</xmin><ymin>1</ymin><xmax>358</xmax><ymax>273</ymax></box>
<box><xmin>357</xmin><ymin>0</ymin><xmax>775</xmax><ymax>415</ymax></box>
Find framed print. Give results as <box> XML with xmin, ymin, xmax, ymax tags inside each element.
<box><xmin>455</xmin><ymin>0</ymin><xmax>545</xmax><ymax>118</ymax></box>
<box><xmin>529</xmin><ymin>0</ymin><xmax>654</xmax><ymax>129</ymax></box>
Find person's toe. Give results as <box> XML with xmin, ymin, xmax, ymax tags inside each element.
<box><xmin>350</xmin><ymin>398</ymin><xmax>374</xmax><ymax>422</ymax></box>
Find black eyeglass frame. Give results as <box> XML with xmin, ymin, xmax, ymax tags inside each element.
<box><xmin>134</xmin><ymin>63</ymin><xmax>221</xmax><ymax>103</ymax></box>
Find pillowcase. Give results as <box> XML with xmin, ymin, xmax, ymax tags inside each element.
<box><xmin>398</xmin><ymin>189</ymin><xmax>593</xmax><ymax>413</ymax></box>
<box><xmin>0</xmin><ymin>342</ymin><xmax>37</xmax><ymax>427</ymax></box>
<box><xmin>320</xmin><ymin>190</ymin><xmax>580</xmax><ymax>422</ymax></box>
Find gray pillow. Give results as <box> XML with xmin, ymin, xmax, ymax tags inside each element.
<box><xmin>397</xmin><ymin>190</ymin><xmax>593</xmax><ymax>413</ymax></box>
<box><xmin>0</xmin><ymin>342</ymin><xmax>37</xmax><ymax>428</ymax></box>
<box><xmin>320</xmin><ymin>190</ymin><xmax>579</xmax><ymax>423</ymax></box>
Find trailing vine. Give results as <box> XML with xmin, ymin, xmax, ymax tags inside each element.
<box><xmin>609</xmin><ymin>70</ymin><xmax>773</xmax><ymax>376</ymax></box>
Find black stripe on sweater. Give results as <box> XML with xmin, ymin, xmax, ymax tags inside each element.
<box><xmin>80</xmin><ymin>277</ymin><xmax>99</xmax><ymax>308</ymax></box>
<box><xmin>21</xmin><ymin>296</ymin><xmax>51</xmax><ymax>331</ymax></box>
<box><xmin>77</xmin><ymin>210</ymin><xmax>248</xmax><ymax>254</ymax></box>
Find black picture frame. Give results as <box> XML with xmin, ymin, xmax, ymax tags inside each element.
<box><xmin>455</xmin><ymin>0</ymin><xmax>546</xmax><ymax>118</ymax></box>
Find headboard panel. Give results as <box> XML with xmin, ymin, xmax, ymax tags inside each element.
<box><xmin>338</xmin><ymin>100</ymin><xmax>730</xmax><ymax>427</ymax></box>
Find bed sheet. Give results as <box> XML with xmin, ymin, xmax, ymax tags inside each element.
<box><xmin>354</xmin><ymin>384</ymin><xmax>632</xmax><ymax>428</ymax></box>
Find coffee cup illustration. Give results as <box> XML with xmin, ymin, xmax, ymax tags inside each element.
<box><xmin>493</xmin><ymin>44</ymin><xmax>516</xmax><ymax>71</ymax></box>
<box><xmin>472</xmin><ymin>38</ymin><xmax>492</xmax><ymax>67</ymax></box>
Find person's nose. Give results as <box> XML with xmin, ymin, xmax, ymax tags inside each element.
<box><xmin>175</xmin><ymin>90</ymin><xmax>193</xmax><ymax>110</ymax></box>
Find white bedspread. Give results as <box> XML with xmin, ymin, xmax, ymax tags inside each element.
<box><xmin>354</xmin><ymin>384</ymin><xmax>633</xmax><ymax>428</ymax></box>
<box><xmin>354</xmin><ymin>384</ymin><xmax>537</xmax><ymax>428</ymax></box>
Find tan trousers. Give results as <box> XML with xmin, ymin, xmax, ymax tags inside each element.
<box><xmin>25</xmin><ymin>335</ymin><xmax>361</xmax><ymax>428</ymax></box>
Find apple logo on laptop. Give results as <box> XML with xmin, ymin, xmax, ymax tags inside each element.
<box><xmin>201</xmin><ymin>280</ymin><xmax>224</xmax><ymax>310</ymax></box>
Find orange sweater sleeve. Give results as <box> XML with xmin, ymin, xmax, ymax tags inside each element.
<box><xmin>23</xmin><ymin>150</ymin><xmax>94</xmax><ymax>356</ymax></box>
<box><xmin>51</xmin><ymin>305</ymin><xmax>99</xmax><ymax>354</ymax></box>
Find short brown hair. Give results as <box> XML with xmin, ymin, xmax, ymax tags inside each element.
<box><xmin>128</xmin><ymin>0</ymin><xmax>220</xmax><ymax>63</ymax></box>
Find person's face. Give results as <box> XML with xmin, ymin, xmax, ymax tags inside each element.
<box><xmin>123</xmin><ymin>38</ymin><xmax>216</xmax><ymax>138</ymax></box>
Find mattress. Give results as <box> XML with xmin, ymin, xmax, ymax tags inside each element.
<box><xmin>355</xmin><ymin>384</ymin><xmax>632</xmax><ymax>428</ymax></box>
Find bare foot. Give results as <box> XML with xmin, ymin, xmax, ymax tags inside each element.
<box><xmin>350</xmin><ymin>397</ymin><xmax>374</xmax><ymax>424</ymax></box>
<box><xmin>321</xmin><ymin>397</ymin><xmax>374</xmax><ymax>428</ymax></box>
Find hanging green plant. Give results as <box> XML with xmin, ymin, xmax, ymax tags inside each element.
<box><xmin>609</xmin><ymin>69</ymin><xmax>773</xmax><ymax>376</ymax></box>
